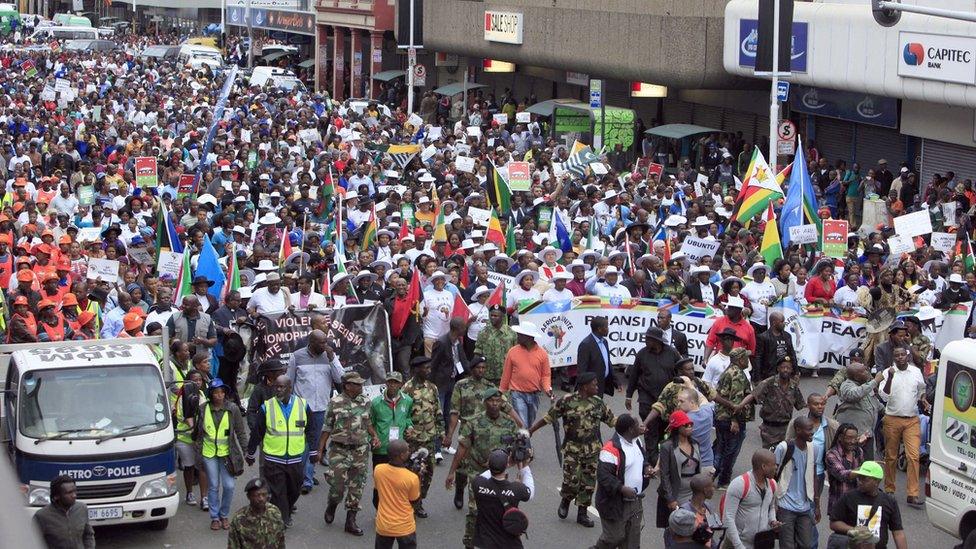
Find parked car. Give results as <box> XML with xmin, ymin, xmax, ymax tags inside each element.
<box><xmin>140</xmin><ymin>44</ymin><xmax>179</xmax><ymax>59</ymax></box>
<box><xmin>64</xmin><ymin>39</ymin><xmax>117</xmax><ymax>52</ymax></box>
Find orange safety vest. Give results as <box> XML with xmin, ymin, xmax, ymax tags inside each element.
<box><xmin>0</xmin><ymin>254</ymin><xmax>12</xmax><ymax>288</ymax></box>
<box><xmin>8</xmin><ymin>312</ymin><xmax>37</xmax><ymax>343</ymax></box>
<box><xmin>40</xmin><ymin>316</ymin><xmax>65</xmax><ymax>342</ymax></box>
<box><xmin>66</xmin><ymin>317</ymin><xmax>80</xmax><ymax>335</ymax></box>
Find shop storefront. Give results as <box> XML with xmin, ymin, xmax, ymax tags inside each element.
<box><xmin>315</xmin><ymin>0</ymin><xmax>398</xmax><ymax>100</ymax></box>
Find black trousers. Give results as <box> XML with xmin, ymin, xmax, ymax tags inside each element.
<box><xmin>217</xmin><ymin>357</ymin><xmax>242</xmax><ymax>407</ymax></box>
<box><xmin>262</xmin><ymin>458</ymin><xmax>303</xmax><ymax>523</ymax></box>
<box><xmin>375</xmin><ymin>532</ymin><xmax>417</xmax><ymax>549</ymax></box>
<box><xmin>372</xmin><ymin>453</ymin><xmax>389</xmax><ymax>509</ymax></box>
<box><xmin>638</xmin><ymin>402</ymin><xmax>663</xmax><ymax>465</ymax></box>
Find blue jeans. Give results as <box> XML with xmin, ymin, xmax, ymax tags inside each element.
<box><xmin>202</xmin><ymin>456</ymin><xmax>235</xmax><ymax>520</ymax></box>
<box><xmin>435</xmin><ymin>382</ymin><xmax>454</xmax><ymax>453</ymax></box>
<box><xmin>510</xmin><ymin>391</ymin><xmax>540</xmax><ymax>428</ymax></box>
<box><xmin>302</xmin><ymin>410</ymin><xmax>326</xmax><ymax>488</ymax></box>
<box><xmin>712</xmin><ymin>419</ymin><xmax>746</xmax><ymax>486</ymax></box>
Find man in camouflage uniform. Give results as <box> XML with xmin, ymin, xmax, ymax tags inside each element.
<box><xmin>401</xmin><ymin>355</ymin><xmax>439</xmax><ymax>517</ymax></box>
<box><xmin>227</xmin><ymin>478</ymin><xmax>285</xmax><ymax>549</ymax></box>
<box><xmin>655</xmin><ymin>258</ymin><xmax>687</xmax><ymax>301</ymax></box>
<box><xmin>641</xmin><ymin>356</ymin><xmax>715</xmax><ymax>429</ymax></box>
<box><xmin>442</xmin><ymin>355</ymin><xmax>522</xmax><ymax>509</ymax></box>
<box><xmin>473</xmin><ymin>305</ymin><xmax>516</xmax><ymax>384</ymax></box>
<box><xmin>315</xmin><ymin>372</ymin><xmax>379</xmax><ymax>536</ymax></box>
<box><xmin>528</xmin><ymin>371</ymin><xmax>615</xmax><ymax>528</ymax></box>
<box><xmin>446</xmin><ymin>387</ymin><xmax>519</xmax><ymax>549</ymax></box>
<box><xmin>903</xmin><ymin>316</ymin><xmax>932</xmax><ymax>369</ymax></box>
<box><xmin>738</xmin><ymin>356</ymin><xmax>805</xmax><ymax>447</ymax></box>
<box><xmin>712</xmin><ymin>347</ymin><xmax>754</xmax><ymax>489</ymax></box>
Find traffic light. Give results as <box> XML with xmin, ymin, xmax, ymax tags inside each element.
<box><xmin>872</xmin><ymin>0</ymin><xmax>902</xmax><ymax>27</ymax></box>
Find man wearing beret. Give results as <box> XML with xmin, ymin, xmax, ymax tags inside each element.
<box><xmin>227</xmin><ymin>478</ymin><xmax>285</xmax><ymax>549</ymax></box>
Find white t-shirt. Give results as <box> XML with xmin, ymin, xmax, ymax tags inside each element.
<box><xmin>467</xmin><ymin>302</ymin><xmax>490</xmax><ymax>342</ymax></box>
<box><xmin>249</xmin><ymin>287</ymin><xmax>289</xmax><ymax>315</ymax></box>
<box><xmin>833</xmin><ymin>285</ymin><xmax>861</xmax><ymax>310</ymax></box>
<box><xmin>703</xmin><ymin>352</ymin><xmax>731</xmax><ymax>388</ymax></box>
<box><xmin>542</xmin><ymin>287</ymin><xmax>574</xmax><ymax>302</ymax></box>
<box><xmin>421</xmin><ymin>288</ymin><xmax>454</xmax><ymax>339</ymax></box>
<box><xmin>741</xmin><ymin>279</ymin><xmax>777</xmax><ymax>325</ymax></box>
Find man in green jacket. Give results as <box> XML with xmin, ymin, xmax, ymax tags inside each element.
<box><xmin>369</xmin><ymin>371</ymin><xmax>414</xmax><ymax>508</ymax></box>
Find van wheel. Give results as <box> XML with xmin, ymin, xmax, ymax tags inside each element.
<box><xmin>145</xmin><ymin>519</ymin><xmax>168</xmax><ymax>531</ymax></box>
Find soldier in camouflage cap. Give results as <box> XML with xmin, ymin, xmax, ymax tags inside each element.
<box><xmin>711</xmin><ymin>346</ymin><xmax>754</xmax><ymax>488</ymax></box>
<box><xmin>316</xmin><ymin>371</ymin><xmax>379</xmax><ymax>536</ymax></box>
<box><xmin>739</xmin><ymin>356</ymin><xmax>804</xmax><ymax>448</ymax></box>
<box><xmin>446</xmin><ymin>387</ymin><xmax>519</xmax><ymax>548</ymax></box>
<box><xmin>528</xmin><ymin>371</ymin><xmax>615</xmax><ymax>528</ymax></box>
<box><xmin>401</xmin><ymin>355</ymin><xmax>439</xmax><ymax>517</ymax></box>
<box><xmin>227</xmin><ymin>478</ymin><xmax>285</xmax><ymax>549</ymax></box>
<box><xmin>642</xmin><ymin>356</ymin><xmax>716</xmax><ymax>429</ymax></box>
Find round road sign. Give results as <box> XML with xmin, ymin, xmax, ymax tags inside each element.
<box><xmin>777</xmin><ymin>120</ymin><xmax>796</xmax><ymax>140</ymax></box>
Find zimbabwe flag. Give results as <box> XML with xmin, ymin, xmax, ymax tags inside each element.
<box><xmin>485</xmin><ymin>162</ymin><xmax>511</xmax><ymax>214</ymax></box>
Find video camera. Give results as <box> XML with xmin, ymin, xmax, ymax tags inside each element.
<box><xmin>501</xmin><ymin>430</ymin><xmax>533</xmax><ymax>464</ymax></box>
<box><xmin>407</xmin><ymin>447</ymin><xmax>430</xmax><ymax>477</ymax></box>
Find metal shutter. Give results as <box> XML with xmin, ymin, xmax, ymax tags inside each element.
<box><xmin>723</xmin><ymin>110</ymin><xmax>760</xmax><ymax>144</ymax></box>
<box><xmin>812</xmin><ymin>117</ymin><xmax>855</xmax><ymax>167</ymax></box>
<box><xmin>854</xmin><ymin>125</ymin><xmax>907</xmax><ymax>169</ymax></box>
<box><xmin>663</xmin><ymin>99</ymin><xmax>693</xmax><ymax>124</ymax></box>
<box><xmin>921</xmin><ymin>139</ymin><xmax>976</xmax><ymax>185</ymax></box>
<box><xmin>692</xmin><ymin>104</ymin><xmax>723</xmax><ymax>130</ymax></box>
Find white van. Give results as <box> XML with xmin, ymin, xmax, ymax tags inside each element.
<box><xmin>249</xmin><ymin>66</ymin><xmax>305</xmax><ymax>92</ymax></box>
<box><xmin>928</xmin><ymin>339</ymin><xmax>976</xmax><ymax>547</ymax></box>
<box><xmin>1</xmin><ymin>338</ymin><xmax>178</xmax><ymax>529</ymax></box>
<box><xmin>177</xmin><ymin>44</ymin><xmax>223</xmax><ymax>70</ymax></box>
<box><xmin>30</xmin><ymin>25</ymin><xmax>98</xmax><ymax>41</ymax></box>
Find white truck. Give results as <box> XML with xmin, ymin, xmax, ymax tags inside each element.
<box><xmin>1</xmin><ymin>337</ymin><xmax>178</xmax><ymax>529</ymax></box>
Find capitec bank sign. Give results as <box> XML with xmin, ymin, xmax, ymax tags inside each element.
<box><xmin>898</xmin><ymin>31</ymin><xmax>976</xmax><ymax>85</ymax></box>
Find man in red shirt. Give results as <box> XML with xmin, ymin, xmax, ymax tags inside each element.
<box><xmin>703</xmin><ymin>296</ymin><xmax>756</xmax><ymax>363</ymax></box>
<box><xmin>500</xmin><ymin>321</ymin><xmax>553</xmax><ymax>427</ymax></box>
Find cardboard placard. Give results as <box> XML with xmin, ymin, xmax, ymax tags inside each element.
<box><xmin>134</xmin><ymin>157</ymin><xmax>158</xmax><ymax>188</ymax></box>
<box><xmin>240</xmin><ymin>129</ymin><xmax>251</xmax><ymax>143</ymax></box>
<box><xmin>893</xmin><ymin>210</ymin><xmax>933</xmax><ymax>238</ymax></box>
<box><xmin>55</xmin><ymin>78</ymin><xmax>71</xmax><ymax>93</ymax></box>
<box><xmin>492</xmin><ymin>113</ymin><xmax>508</xmax><ymax>125</ymax></box>
<box><xmin>507</xmin><ymin>162</ymin><xmax>531</xmax><ymax>192</ymax></box>
<box><xmin>943</xmin><ymin>201</ymin><xmax>958</xmax><ymax>227</ymax></box>
<box><xmin>788</xmin><ymin>224</ymin><xmax>819</xmax><ymax>245</ymax></box>
<box><xmin>648</xmin><ymin>163</ymin><xmax>665</xmax><ymax>179</ymax></box>
<box><xmin>76</xmin><ymin>227</ymin><xmax>102</xmax><ymax>242</ymax></box>
<box><xmin>87</xmin><ymin>258</ymin><xmax>120</xmax><ymax>283</ymax></box>
<box><xmin>298</xmin><ymin>128</ymin><xmax>321</xmax><ymax>144</ymax></box>
<box><xmin>468</xmin><ymin>206</ymin><xmax>491</xmax><ymax>227</ymax></box>
<box><xmin>407</xmin><ymin>113</ymin><xmax>424</xmax><ymax>128</ymax></box>
<box><xmin>678</xmin><ymin>236</ymin><xmax>722</xmax><ymax>264</ymax></box>
<box><xmin>589</xmin><ymin>162</ymin><xmax>608</xmax><ymax>175</ymax></box>
<box><xmin>694</xmin><ymin>174</ymin><xmax>709</xmax><ymax>197</ymax></box>
<box><xmin>888</xmin><ymin>234</ymin><xmax>914</xmax><ymax>255</ymax></box>
<box><xmin>516</xmin><ymin>111</ymin><xmax>531</xmax><ymax>124</ymax></box>
<box><xmin>427</xmin><ymin>126</ymin><xmax>442</xmax><ymax>141</ymax></box>
<box><xmin>421</xmin><ymin>145</ymin><xmax>437</xmax><ymax>163</ymax></box>
<box><xmin>466</xmin><ymin>126</ymin><xmax>482</xmax><ymax>138</ymax></box>
<box><xmin>77</xmin><ymin>185</ymin><xmax>95</xmax><ymax>207</ymax></box>
<box><xmin>127</xmin><ymin>246</ymin><xmax>153</xmax><ymax>265</ymax></box>
<box><xmin>822</xmin><ymin>219</ymin><xmax>849</xmax><ymax>258</ymax></box>
<box><xmin>455</xmin><ymin>155</ymin><xmax>476</xmax><ymax>173</ymax></box>
<box><xmin>177</xmin><ymin>174</ymin><xmax>197</xmax><ymax>198</ymax></box>
<box><xmin>931</xmin><ymin>231</ymin><xmax>956</xmax><ymax>253</ymax></box>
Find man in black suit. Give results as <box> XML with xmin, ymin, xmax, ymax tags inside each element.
<box><xmin>576</xmin><ymin>316</ymin><xmax>616</xmax><ymax>397</ymax></box>
<box><xmin>429</xmin><ymin>317</ymin><xmax>469</xmax><ymax>457</ymax></box>
<box><xmin>684</xmin><ymin>265</ymin><xmax>720</xmax><ymax>307</ymax></box>
<box><xmin>656</xmin><ymin>309</ymin><xmax>688</xmax><ymax>356</ymax></box>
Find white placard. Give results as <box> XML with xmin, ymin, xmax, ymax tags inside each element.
<box><xmin>454</xmin><ymin>143</ymin><xmax>471</xmax><ymax>156</ymax></box>
<box><xmin>931</xmin><ymin>231</ymin><xmax>956</xmax><ymax>253</ymax></box>
<box><xmin>694</xmin><ymin>173</ymin><xmax>709</xmax><ymax>197</ymax></box>
<box><xmin>156</xmin><ymin>251</ymin><xmax>184</xmax><ymax>281</ymax></box>
<box><xmin>127</xmin><ymin>246</ymin><xmax>153</xmax><ymax>265</ymax></box>
<box><xmin>788</xmin><ymin>224</ymin><xmax>819</xmax><ymax>245</ymax></box>
<box><xmin>421</xmin><ymin>144</ymin><xmax>437</xmax><ymax>163</ymax></box>
<box><xmin>553</xmin><ymin>163</ymin><xmax>567</xmax><ymax>179</ymax></box>
<box><xmin>466</xmin><ymin>126</ymin><xmax>482</xmax><ymax>138</ymax></box>
<box><xmin>456</xmin><ymin>155</ymin><xmax>476</xmax><ymax>173</ymax></box>
<box><xmin>943</xmin><ymin>201</ymin><xmax>958</xmax><ymax>227</ymax></box>
<box><xmin>516</xmin><ymin>112</ymin><xmax>531</xmax><ymax>124</ymax></box>
<box><xmin>678</xmin><ymin>236</ymin><xmax>722</xmax><ymax>264</ymax></box>
<box><xmin>55</xmin><ymin>78</ymin><xmax>71</xmax><ymax>93</ymax></box>
<box><xmin>589</xmin><ymin>162</ymin><xmax>608</xmax><ymax>175</ymax></box>
<box><xmin>893</xmin><ymin>209</ymin><xmax>933</xmax><ymax>238</ymax></box>
<box><xmin>888</xmin><ymin>234</ymin><xmax>915</xmax><ymax>255</ymax></box>
<box><xmin>407</xmin><ymin>113</ymin><xmax>423</xmax><ymax>128</ymax></box>
<box><xmin>76</xmin><ymin>227</ymin><xmax>102</xmax><ymax>242</ymax></box>
<box><xmin>468</xmin><ymin>206</ymin><xmax>491</xmax><ymax>227</ymax></box>
<box><xmin>298</xmin><ymin>128</ymin><xmax>321</xmax><ymax>144</ymax></box>
<box><xmin>427</xmin><ymin>126</ymin><xmax>442</xmax><ymax>141</ymax></box>
<box><xmin>492</xmin><ymin>113</ymin><xmax>508</xmax><ymax>125</ymax></box>
<box><xmin>240</xmin><ymin>129</ymin><xmax>252</xmax><ymax>143</ymax></box>
<box><xmin>87</xmin><ymin>258</ymin><xmax>120</xmax><ymax>283</ymax></box>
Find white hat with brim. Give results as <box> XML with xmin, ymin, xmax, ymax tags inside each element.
<box><xmin>746</xmin><ymin>262</ymin><xmax>768</xmax><ymax>278</ymax></box>
<box><xmin>355</xmin><ymin>271</ymin><xmax>378</xmax><ymax>284</ymax></box>
<box><xmin>950</xmin><ymin>273</ymin><xmax>965</xmax><ymax>284</ymax></box>
<box><xmin>605</xmin><ymin>266</ymin><xmax>621</xmax><ymax>276</ymax></box>
<box><xmin>461</xmin><ymin>239</ymin><xmax>478</xmax><ymax>250</ymax></box>
<box><xmin>473</xmin><ymin>285</ymin><xmax>492</xmax><ymax>299</ymax></box>
<box><xmin>514</xmin><ymin>270</ymin><xmax>539</xmax><ymax>285</ymax></box>
<box><xmin>259</xmin><ymin>213</ymin><xmax>281</xmax><ymax>226</ymax></box>
<box><xmin>726</xmin><ymin>296</ymin><xmax>745</xmax><ymax>309</ymax></box>
<box><xmin>552</xmin><ymin>271</ymin><xmax>574</xmax><ymax>281</ymax></box>
<box><xmin>536</xmin><ymin>246</ymin><xmax>563</xmax><ymax>262</ymax></box>
<box><xmin>665</xmin><ymin>215</ymin><xmax>687</xmax><ymax>228</ymax></box>
<box><xmin>608</xmin><ymin>250</ymin><xmax>628</xmax><ymax>261</ymax></box>
<box><xmin>478</xmin><ymin>243</ymin><xmax>500</xmax><ymax>253</ymax></box>
<box><xmin>237</xmin><ymin>286</ymin><xmax>253</xmax><ymax>299</ymax></box>
<box><xmin>512</xmin><ymin>321</ymin><xmax>544</xmax><ymax>339</ymax></box>
<box><xmin>377</xmin><ymin>229</ymin><xmax>396</xmax><ymax>239</ymax></box>
<box><xmin>332</xmin><ymin>273</ymin><xmax>351</xmax><ymax>287</ymax></box>
<box><xmin>691</xmin><ymin>265</ymin><xmax>713</xmax><ymax>275</ymax></box>
<box><xmin>255</xmin><ymin>259</ymin><xmax>277</xmax><ymax>272</ymax></box>
<box><xmin>198</xmin><ymin>194</ymin><xmax>218</xmax><ymax>207</ymax></box>
<box><xmin>692</xmin><ymin>215</ymin><xmax>712</xmax><ymax>227</ymax></box>
<box><xmin>345</xmin><ymin>191</ymin><xmax>360</xmax><ymax>200</ymax></box>
<box><xmin>429</xmin><ymin>272</ymin><xmax>449</xmax><ymax>283</ymax></box>
<box><xmin>569</xmin><ymin>258</ymin><xmax>591</xmax><ymax>271</ymax></box>
<box><xmin>489</xmin><ymin>254</ymin><xmax>515</xmax><ymax>269</ymax></box>
<box><xmin>580</xmin><ymin>249</ymin><xmax>604</xmax><ymax>263</ymax></box>
<box><xmin>418</xmin><ymin>174</ymin><xmax>436</xmax><ymax>183</ymax></box>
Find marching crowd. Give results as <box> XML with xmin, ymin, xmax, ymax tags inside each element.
<box><xmin>7</xmin><ymin>26</ymin><xmax>961</xmax><ymax>549</ymax></box>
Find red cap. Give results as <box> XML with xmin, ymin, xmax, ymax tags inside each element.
<box><xmin>414</xmin><ymin>228</ymin><xmax>427</xmax><ymax>238</ymax></box>
<box><xmin>16</xmin><ymin>270</ymin><xmax>33</xmax><ymax>283</ymax></box>
<box><xmin>37</xmin><ymin>299</ymin><xmax>56</xmax><ymax>310</ymax></box>
<box><xmin>667</xmin><ymin>410</ymin><xmax>693</xmax><ymax>432</ymax></box>
<box><xmin>13</xmin><ymin>295</ymin><xmax>28</xmax><ymax>306</ymax></box>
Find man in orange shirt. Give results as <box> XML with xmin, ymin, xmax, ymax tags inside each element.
<box><xmin>500</xmin><ymin>321</ymin><xmax>553</xmax><ymax>427</ymax></box>
<box><xmin>374</xmin><ymin>439</ymin><xmax>421</xmax><ymax>549</ymax></box>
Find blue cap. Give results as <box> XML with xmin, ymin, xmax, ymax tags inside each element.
<box><xmin>208</xmin><ymin>378</ymin><xmax>227</xmax><ymax>394</ymax></box>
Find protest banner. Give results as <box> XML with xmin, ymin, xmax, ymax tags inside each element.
<box><xmin>127</xmin><ymin>247</ymin><xmax>153</xmax><ymax>265</ymax></box>
<box><xmin>455</xmin><ymin>155</ymin><xmax>476</xmax><ymax>174</ymax></box>
<box><xmin>156</xmin><ymin>251</ymin><xmax>183</xmax><ymax>281</ymax></box>
<box><xmin>893</xmin><ymin>210</ymin><xmax>933</xmax><ymax>238</ymax></box>
<box><xmin>516</xmin><ymin>111</ymin><xmax>531</xmax><ymax>124</ymax></box>
<box><xmin>822</xmin><ymin>219</ymin><xmax>849</xmax><ymax>258</ymax></box>
<box><xmin>134</xmin><ymin>157</ymin><xmax>158</xmax><ymax>188</ymax></box>
<box><xmin>931</xmin><ymin>232</ymin><xmax>956</xmax><ymax>254</ymax></box>
<box><xmin>251</xmin><ymin>305</ymin><xmax>393</xmax><ymax>399</ymax></box>
<box><xmin>87</xmin><ymin>258</ymin><xmax>120</xmax><ymax>283</ymax></box>
<box><xmin>789</xmin><ymin>224</ymin><xmax>819</xmax><ymax>245</ymax></box>
<box><xmin>177</xmin><ymin>174</ymin><xmax>197</xmax><ymax>198</ymax></box>
<box><xmin>486</xmin><ymin>271</ymin><xmax>514</xmax><ymax>291</ymax></box>
<box><xmin>467</xmin><ymin>206</ymin><xmax>491</xmax><ymax>227</ymax></box>
<box><xmin>678</xmin><ymin>236</ymin><xmax>722</xmax><ymax>264</ymax></box>
<box><xmin>77</xmin><ymin>185</ymin><xmax>95</xmax><ymax>207</ymax></box>
<box><xmin>507</xmin><ymin>162</ymin><xmax>531</xmax><ymax>191</ymax></box>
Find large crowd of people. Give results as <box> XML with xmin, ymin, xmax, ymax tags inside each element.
<box><xmin>13</xmin><ymin>24</ymin><xmax>959</xmax><ymax>549</ymax></box>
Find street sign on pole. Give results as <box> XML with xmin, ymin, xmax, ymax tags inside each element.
<box><xmin>777</xmin><ymin>119</ymin><xmax>797</xmax><ymax>140</ymax></box>
<box><xmin>589</xmin><ymin>79</ymin><xmax>602</xmax><ymax>109</ymax></box>
<box><xmin>776</xmin><ymin>81</ymin><xmax>790</xmax><ymax>102</ymax></box>
<box><xmin>408</xmin><ymin>47</ymin><xmax>417</xmax><ymax>65</ymax></box>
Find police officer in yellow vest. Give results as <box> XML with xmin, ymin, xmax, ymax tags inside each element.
<box><xmin>194</xmin><ymin>378</ymin><xmax>248</xmax><ymax>531</ymax></box>
<box><xmin>174</xmin><ymin>370</ymin><xmax>208</xmax><ymax>509</ymax></box>
<box><xmin>245</xmin><ymin>374</ymin><xmax>315</xmax><ymax>528</ymax></box>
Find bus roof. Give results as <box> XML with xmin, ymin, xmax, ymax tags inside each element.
<box><xmin>10</xmin><ymin>343</ymin><xmax>158</xmax><ymax>371</ymax></box>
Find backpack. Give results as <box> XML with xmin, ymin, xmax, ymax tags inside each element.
<box><xmin>719</xmin><ymin>473</ymin><xmax>777</xmax><ymax>518</ymax></box>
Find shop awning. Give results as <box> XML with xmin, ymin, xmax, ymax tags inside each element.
<box><xmin>643</xmin><ymin>124</ymin><xmax>720</xmax><ymax>139</ymax></box>
<box><xmin>261</xmin><ymin>51</ymin><xmax>292</xmax><ymax>63</ymax></box>
<box><xmin>433</xmin><ymin>82</ymin><xmax>487</xmax><ymax>96</ymax></box>
<box><xmin>526</xmin><ymin>99</ymin><xmax>589</xmax><ymax>117</ymax></box>
<box><xmin>297</xmin><ymin>59</ymin><xmax>314</xmax><ymax>69</ymax></box>
<box><xmin>372</xmin><ymin>70</ymin><xmax>405</xmax><ymax>82</ymax></box>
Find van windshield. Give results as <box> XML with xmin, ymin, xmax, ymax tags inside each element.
<box><xmin>19</xmin><ymin>364</ymin><xmax>169</xmax><ymax>440</ymax></box>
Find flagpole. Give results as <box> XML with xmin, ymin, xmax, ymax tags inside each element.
<box><xmin>299</xmin><ymin>213</ymin><xmax>309</xmax><ymax>276</ymax></box>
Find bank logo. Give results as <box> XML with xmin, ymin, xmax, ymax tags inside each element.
<box><xmin>903</xmin><ymin>43</ymin><xmax>925</xmax><ymax>66</ymax></box>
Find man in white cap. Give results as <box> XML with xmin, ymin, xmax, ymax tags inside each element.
<box><xmin>587</xmin><ymin>266</ymin><xmax>632</xmax><ymax>300</ymax></box>
<box><xmin>501</xmin><ymin>321</ymin><xmax>553</xmax><ymax>427</ymax></box>
<box><xmin>543</xmin><ymin>271</ymin><xmax>575</xmax><ymax>302</ymax></box>
<box><xmin>420</xmin><ymin>271</ymin><xmax>454</xmax><ymax>357</ymax></box>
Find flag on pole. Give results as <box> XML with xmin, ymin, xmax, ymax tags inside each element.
<box><xmin>432</xmin><ymin>201</ymin><xmax>448</xmax><ymax>242</ymax></box>
<box><xmin>486</xmin><ymin>207</ymin><xmax>505</xmax><ymax>248</ymax></box>
<box><xmin>624</xmin><ymin>234</ymin><xmax>635</xmax><ymax>276</ymax></box>
<box><xmin>450</xmin><ymin>292</ymin><xmax>471</xmax><ymax>321</ymax></box>
<box><xmin>962</xmin><ymin>231</ymin><xmax>976</xmax><ymax>273</ymax></box>
<box><xmin>391</xmin><ymin>267</ymin><xmax>422</xmax><ymax>337</ymax></box>
<box><xmin>780</xmin><ymin>136</ymin><xmax>822</xmax><ymax>248</ymax></box>
<box><xmin>315</xmin><ymin>165</ymin><xmax>337</xmax><ymax>218</ymax></box>
<box><xmin>761</xmin><ymin>202</ymin><xmax>784</xmax><ymax>267</ymax></box>
<box><xmin>586</xmin><ymin>216</ymin><xmax>600</xmax><ymax>252</ymax></box>
<box><xmin>732</xmin><ymin>148</ymin><xmax>784</xmax><ymax>224</ymax></box>
<box><xmin>196</xmin><ymin>235</ymin><xmax>226</xmax><ymax>301</ymax></box>
<box><xmin>486</xmin><ymin>282</ymin><xmax>505</xmax><ymax>308</ymax></box>
<box><xmin>552</xmin><ymin>210</ymin><xmax>573</xmax><ymax>254</ymax></box>
<box><xmin>504</xmin><ymin>221</ymin><xmax>517</xmax><ymax>257</ymax></box>
<box><xmin>155</xmin><ymin>205</ymin><xmax>184</xmax><ymax>258</ymax></box>
<box><xmin>221</xmin><ymin>244</ymin><xmax>242</xmax><ymax>302</ymax></box>
<box><xmin>278</xmin><ymin>229</ymin><xmax>293</xmax><ymax>268</ymax></box>
<box><xmin>362</xmin><ymin>206</ymin><xmax>378</xmax><ymax>250</ymax></box>
<box><xmin>485</xmin><ymin>162</ymin><xmax>512</xmax><ymax>214</ymax></box>
<box><xmin>653</xmin><ymin>223</ymin><xmax>671</xmax><ymax>264</ymax></box>
<box><xmin>173</xmin><ymin>250</ymin><xmax>193</xmax><ymax>304</ymax></box>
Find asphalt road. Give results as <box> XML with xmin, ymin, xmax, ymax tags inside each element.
<box><xmin>95</xmin><ymin>375</ymin><xmax>959</xmax><ymax>548</ymax></box>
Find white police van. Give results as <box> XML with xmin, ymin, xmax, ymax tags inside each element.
<box><xmin>1</xmin><ymin>338</ymin><xmax>177</xmax><ymax>529</ymax></box>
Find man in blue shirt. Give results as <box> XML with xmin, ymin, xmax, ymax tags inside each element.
<box><xmin>775</xmin><ymin>416</ymin><xmax>817</xmax><ymax>549</ymax></box>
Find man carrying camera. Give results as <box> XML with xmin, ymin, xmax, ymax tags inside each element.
<box><xmin>471</xmin><ymin>448</ymin><xmax>535</xmax><ymax>549</ymax></box>
<box><xmin>374</xmin><ymin>439</ymin><xmax>422</xmax><ymax>549</ymax></box>
<box><xmin>446</xmin><ymin>387</ymin><xmax>520</xmax><ymax>549</ymax></box>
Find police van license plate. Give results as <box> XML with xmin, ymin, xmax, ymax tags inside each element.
<box><xmin>89</xmin><ymin>506</ymin><xmax>123</xmax><ymax>520</ymax></box>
